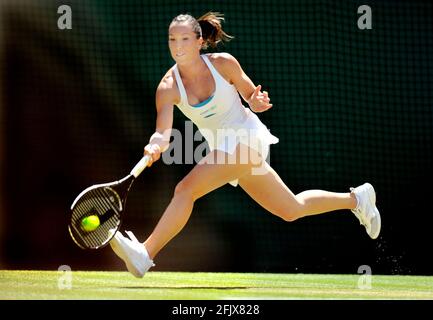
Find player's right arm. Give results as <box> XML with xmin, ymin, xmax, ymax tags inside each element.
<box><xmin>144</xmin><ymin>70</ymin><xmax>179</xmax><ymax>166</ymax></box>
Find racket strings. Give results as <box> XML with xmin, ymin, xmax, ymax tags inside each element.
<box><xmin>70</xmin><ymin>187</ymin><xmax>122</xmax><ymax>249</ymax></box>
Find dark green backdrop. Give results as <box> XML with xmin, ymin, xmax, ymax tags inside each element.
<box><xmin>0</xmin><ymin>0</ymin><xmax>431</xmax><ymax>274</ymax></box>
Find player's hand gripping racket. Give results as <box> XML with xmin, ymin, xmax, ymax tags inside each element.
<box><xmin>69</xmin><ymin>155</ymin><xmax>151</xmax><ymax>249</ymax></box>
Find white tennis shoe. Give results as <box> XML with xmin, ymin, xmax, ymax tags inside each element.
<box><xmin>350</xmin><ymin>183</ymin><xmax>381</xmax><ymax>239</ymax></box>
<box><xmin>109</xmin><ymin>230</ymin><xmax>155</xmax><ymax>278</ymax></box>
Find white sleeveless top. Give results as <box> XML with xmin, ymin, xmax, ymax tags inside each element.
<box><xmin>174</xmin><ymin>54</ymin><xmax>247</xmax><ymax>130</ymax></box>
<box><xmin>173</xmin><ymin>54</ymin><xmax>279</xmax><ymax>186</ymax></box>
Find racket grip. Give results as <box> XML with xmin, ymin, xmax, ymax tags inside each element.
<box><xmin>130</xmin><ymin>155</ymin><xmax>152</xmax><ymax>178</ymax></box>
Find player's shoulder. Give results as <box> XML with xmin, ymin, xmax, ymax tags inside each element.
<box><xmin>156</xmin><ymin>67</ymin><xmax>180</xmax><ymax>104</ymax></box>
<box><xmin>157</xmin><ymin>67</ymin><xmax>176</xmax><ymax>90</ymax></box>
<box><xmin>206</xmin><ymin>52</ymin><xmax>239</xmax><ymax>67</ymax></box>
<box><xmin>206</xmin><ymin>53</ymin><xmax>242</xmax><ymax>81</ymax></box>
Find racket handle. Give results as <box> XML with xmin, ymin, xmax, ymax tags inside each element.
<box><xmin>130</xmin><ymin>155</ymin><xmax>152</xmax><ymax>178</ymax></box>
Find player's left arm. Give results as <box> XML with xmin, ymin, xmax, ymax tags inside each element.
<box><xmin>215</xmin><ymin>53</ymin><xmax>272</xmax><ymax>113</ymax></box>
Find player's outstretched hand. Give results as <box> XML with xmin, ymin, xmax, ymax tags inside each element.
<box><xmin>144</xmin><ymin>143</ymin><xmax>162</xmax><ymax>167</ymax></box>
<box><xmin>248</xmin><ymin>85</ymin><xmax>273</xmax><ymax>113</ymax></box>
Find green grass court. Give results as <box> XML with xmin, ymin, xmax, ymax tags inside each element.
<box><xmin>1</xmin><ymin>271</ymin><xmax>433</xmax><ymax>300</ymax></box>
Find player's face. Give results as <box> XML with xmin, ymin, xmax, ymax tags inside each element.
<box><xmin>168</xmin><ymin>23</ymin><xmax>203</xmax><ymax>63</ymax></box>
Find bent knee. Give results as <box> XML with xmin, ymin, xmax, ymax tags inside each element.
<box><xmin>281</xmin><ymin>213</ymin><xmax>299</xmax><ymax>222</ymax></box>
<box><xmin>174</xmin><ymin>180</ymin><xmax>197</xmax><ymax>202</ymax></box>
<box><xmin>274</xmin><ymin>205</ymin><xmax>303</xmax><ymax>222</ymax></box>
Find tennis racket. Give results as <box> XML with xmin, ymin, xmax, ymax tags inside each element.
<box><xmin>69</xmin><ymin>155</ymin><xmax>151</xmax><ymax>250</ymax></box>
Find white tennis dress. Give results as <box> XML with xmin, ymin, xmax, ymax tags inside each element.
<box><xmin>173</xmin><ymin>54</ymin><xmax>279</xmax><ymax>186</ymax></box>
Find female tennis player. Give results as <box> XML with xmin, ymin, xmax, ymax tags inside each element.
<box><xmin>109</xmin><ymin>12</ymin><xmax>381</xmax><ymax>277</ymax></box>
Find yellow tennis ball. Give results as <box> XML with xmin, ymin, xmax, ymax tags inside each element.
<box><xmin>81</xmin><ymin>215</ymin><xmax>100</xmax><ymax>232</ymax></box>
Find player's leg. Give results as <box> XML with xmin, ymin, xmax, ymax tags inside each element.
<box><xmin>110</xmin><ymin>144</ymin><xmax>258</xmax><ymax>277</ymax></box>
<box><xmin>143</xmin><ymin>143</ymin><xmax>260</xmax><ymax>260</ymax></box>
<box><xmin>238</xmin><ymin>162</ymin><xmax>380</xmax><ymax>239</ymax></box>
<box><xmin>238</xmin><ymin>161</ymin><xmax>357</xmax><ymax>222</ymax></box>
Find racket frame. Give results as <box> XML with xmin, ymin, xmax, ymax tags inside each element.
<box><xmin>69</xmin><ymin>155</ymin><xmax>151</xmax><ymax>249</ymax></box>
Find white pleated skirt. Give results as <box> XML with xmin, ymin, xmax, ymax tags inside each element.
<box><xmin>198</xmin><ymin>108</ymin><xmax>279</xmax><ymax>187</ymax></box>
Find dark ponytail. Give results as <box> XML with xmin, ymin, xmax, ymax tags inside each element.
<box><xmin>197</xmin><ymin>12</ymin><xmax>233</xmax><ymax>49</ymax></box>
<box><xmin>170</xmin><ymin>12</ymin><xmax>233</xmax><ymax>49</ymax></box>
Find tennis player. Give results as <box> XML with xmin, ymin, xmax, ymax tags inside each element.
<box><xmin>109</xmin><ymin>12</ymin><xmax>381</xmax><ymax>277</ymax></box>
